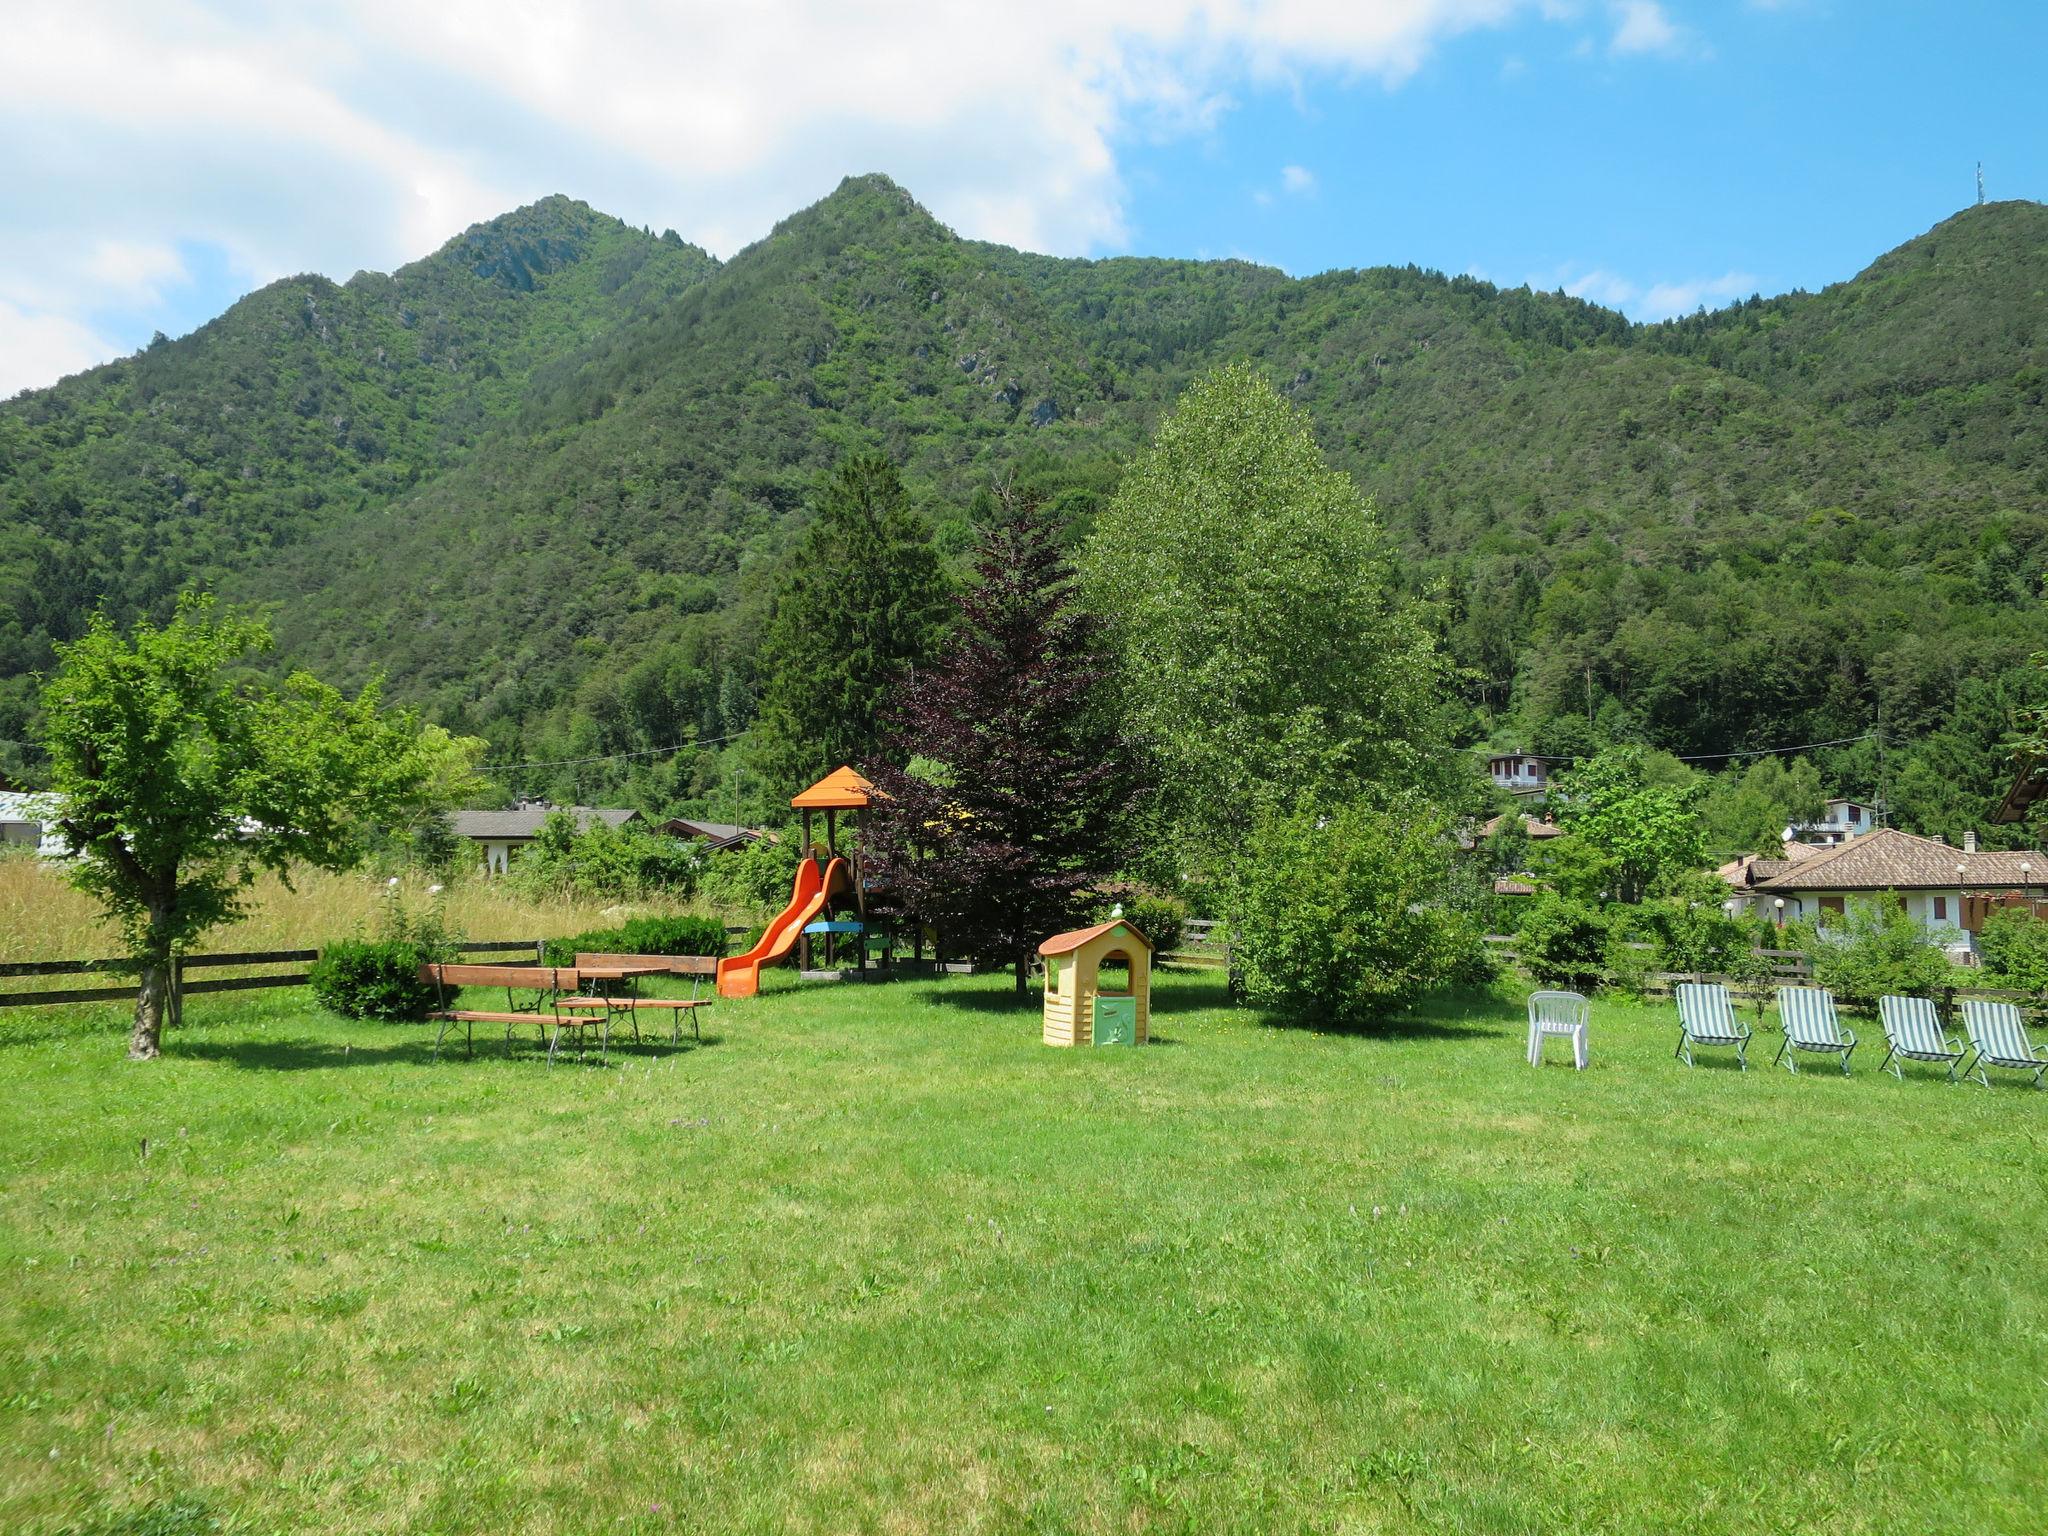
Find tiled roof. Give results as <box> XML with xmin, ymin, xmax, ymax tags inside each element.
<box><xmin>1479</xmin><ymin>813</ymin><xmax>1563</xmax><ymax>839</ymax></box>
<box><xmin>1039</xmin><ymin>918</ymin><xmax>1153</xmax><ymax>956</ymax></box>
<box><xmin>666</xmin><ymin>819</ymin><xmax>761</xmax><ymax>842</ymax></box>
<box><xmin>1749</xmin><ymin>826</ymin><xmax>2043</xmax><ymax>893</ymax></box>
<box><xmin>450</xmin><ymin>806</ymin><xmax>640</xmax><ymax>840</ymax></box>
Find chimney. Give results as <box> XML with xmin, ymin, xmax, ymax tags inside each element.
<box><xmin>1964</xmin><ymin>830</ymin><xmax>1979</xmax><ymax>855</ymax></box>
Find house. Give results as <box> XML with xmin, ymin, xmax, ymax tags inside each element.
<box><xmin>1486</xmin><ymin>751</ymin><xmax>1551</xmax><ymax>801</ymax></box>
<box><xmin>661</xmin><ymin>818</ymin><xmax>773</xmax><ymax>854</ymax></box>
<box><xmin>1785</xmin><ymin>797</ymin><xmax>1877</xmax><ymax>847</ymax></box>
<box><xmin>450</xmin><ymin>804</ymin><xmax>643</xmax><ymax>875</ymax></box>
<box><xmin>1743</xmin><ymin>825</ymin><xmax>2045</xmax><ymax>935</ymax></box>
<box><xmin>1718</xmin><ymin>842</ymin><xmax>1821</xmax><ymax>917</ymax></box>
<box><xmin>0</xmin><ymin>790</ymin><xmax>73</xmax><ymax>859</ymax></box>
<box><xmin>1992</xmin><ymin>755</ymin><xmax>2046</xmax><ymax>827</ymax></box>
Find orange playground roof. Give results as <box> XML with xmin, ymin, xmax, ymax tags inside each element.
<box><xmin>1038</xmin><ymin>918</ymin><xmax>1153</xmax><ymax>957</ymax></box>
<box><xmin>791</xmin><ymin>765</ymin><xmax>875</xmax><ymax>810</ymax></box>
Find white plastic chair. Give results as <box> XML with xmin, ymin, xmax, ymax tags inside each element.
<box><xmin>1527</xmin><ymin>990</ymin><xmax>1589</xmax><ymax>1070</ymax></box>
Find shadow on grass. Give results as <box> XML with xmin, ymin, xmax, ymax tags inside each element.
<box><xmin>173</xmin><ymin>1030</ymin><xmax>720</xmax><ymax>1072</ymax></box>
<box><xmin>916</xmin><ymin>984</ymin><xmax>1038</xmax><ymax>1014</ymax></box>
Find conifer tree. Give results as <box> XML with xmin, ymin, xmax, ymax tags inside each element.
<box><xmin>863</xmin><ymin>494</ymin><xmax>1135</xmax><ymax>995</ymax></box>
<box><xmin>750</xmin><ymin>454</ymin><xmax>950</xmax><ymax>791</ymax></box>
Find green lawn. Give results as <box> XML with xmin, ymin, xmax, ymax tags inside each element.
<box><xmin>2</xmin><ymin>969</ymin><xmax>2043</xmax><ymax>1534</ymax></box>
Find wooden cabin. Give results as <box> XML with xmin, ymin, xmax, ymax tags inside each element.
<box><xmin>1040</xmin><ymin>918</ymin><xmax>1152</xmax><ymax>1047</ymax></box>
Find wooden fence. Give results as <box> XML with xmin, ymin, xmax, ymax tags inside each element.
<box><xmin>1165</xmin><ymin>918</ymin><xmax>1229</xmax><ymax>968</ymax></box>
<box><xmin>0</xmin><ymin>939</ymin><xmax>544</xmax><ymax>1011</ymax></box>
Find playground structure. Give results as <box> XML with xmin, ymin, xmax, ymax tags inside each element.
<box><xmin>1040</xmin><ymin>918</ymin><xmax>1152</xmax><ymax>1046</ymax></box>
<box><xmin>716</xmin><ymin>767</ymin><xmax>875</xmax><ymax>999</ymax></box>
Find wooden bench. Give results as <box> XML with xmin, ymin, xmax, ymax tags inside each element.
<box><xmin>418</xmin><ymin>963</ymin><xmax>610</xmax><ymax>1064</ymax></box>
<box><xmin>565</xmin><ymin>954</ymin><xmax>718</xmax><ymax>1044</ymax></box>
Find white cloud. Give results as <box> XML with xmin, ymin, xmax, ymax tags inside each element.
<box><xmin>1532</xmin><ymin>261</ymin><xmax>1758</xmax><ymax>321</ymax></box>
<box><xmin>2</xmin><ymin>0</ymin><xmax>1679</xmax><ymax>393</ymax></box>
<box><xmin>1608</xmin><ymin>0</ymin><xmax>1683</xmax><ymax>56</ymax></box>
<box><xmin>85</xmin><ymin>240</ymin><xmax>189</xmax><ymax>305</ymax></box>
<box><xmin>0</xmin><ymin>299</ymin><xmax>121</xmax><ymax>397</ymax></box>
<box><xmin>1280</xmin><ymin>164</ymin><xmax>1318</xmax><ymax>195</ymax></box>
<box><xmin>1640</xmin><ymin>271</ymin><xmax>1759</xmax><ymax>316</ymax></box>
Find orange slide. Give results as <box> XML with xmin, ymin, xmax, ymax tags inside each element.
<box><xmin>716</xmin><ymin>856</ymin><xmax>855</xmax><ymax>998</ymax></box>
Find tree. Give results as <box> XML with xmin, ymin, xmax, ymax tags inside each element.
<box><xmin>38</xmin><ymin>597</ymin><xmax>432</xmax><ymax>1059</ymax></box>
<box><xmin>750</xmin><ymin>454</ymin><xmax>951</xmax><ymax>790</ymax></box>
<box><xmin>1235</xmin><ymin>793</ymin><xmax>1479</xmax><ymax>1027</ymax></box>
<box><xmin>863</xmin><ymin>493</ymin><xmax>1135</xmax><ymax>994</ymax></box>
<box><xmin>1699</xmin><ymin>755</ymin><xmax>1826</xmax><ymax>855</ymax></box>
<box><xmin>1553</xmin><ymin>747</ymin><xmax>1707</xmax><ymax>903</ymax></box>
<box><xmin>1080</xmin><ymin>364</ymin><xmax>1452</xmax><ymax>879</ymax></box>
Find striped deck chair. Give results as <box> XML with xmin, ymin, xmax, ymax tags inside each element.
<box><xmin>1876</xmin><ymin>995</ymin><xmax>1967</xmax><ymax>1083</ymax></box>
<box><xmin>1958</xmin><ymin>999</ymin><xmax>2048</xmax><ymax>1089</ymax></box>
<box><xmin>1674</xmin><ymin>982</ymin><xmax>1752</xmax><ymax>1069</ymax></box>
<box><xmin>1774</xmin><ymin>985</ymin><xmax>1857</xmax><ymax>1075</ymax></box>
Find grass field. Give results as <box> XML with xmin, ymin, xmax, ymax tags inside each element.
<box><xmin>2</xmin><ymin>966</ymin><xmax>2044</xmax><ymax>1534</ymax></box>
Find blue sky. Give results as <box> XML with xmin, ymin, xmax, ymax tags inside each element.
<box><xmin>3</xmin><ymin>1</ymin><xmax>2041</xmax><ymax>396</ymax></box>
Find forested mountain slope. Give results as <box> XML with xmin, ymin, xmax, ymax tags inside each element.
<box><xmin>0</xmin><ymin>197</ymin><xmax>715</xmax><ymax>733</ymax></box>
<box><xmin>3</xmin><ymin>177</ymin><xmax>2042</xmax><ymax>837</ymax></box>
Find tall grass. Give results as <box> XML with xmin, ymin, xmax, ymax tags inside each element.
<box><xmin>0</xmin><ymin>854</ymin><xmax>703</xmax><ymax>963</ymax></box>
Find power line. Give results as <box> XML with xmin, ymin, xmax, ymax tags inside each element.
<box><xmin>477</xmin><ymin>729</ymin><xmax>750</xmax><ymax>776</ymax></box>
<box><xmin>1674</xmin><ymin>732</ymin><xmax>1876</xmax><ymax>763</ymax></box>
<box><xmin>1471</xmin><ymin>731</ymin><xmax>1877</xmax><ymax>765</ymax></box>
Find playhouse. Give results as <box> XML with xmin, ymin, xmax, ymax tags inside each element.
<box><xmin>1040</xmin><ymin>918</ymin><xmax>1152</xmax><ymax>1046</ymax></box>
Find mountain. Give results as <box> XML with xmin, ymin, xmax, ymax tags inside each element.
<box><xmin>3</xmin><ymin>177</ymin><xmax>2044</xmax><ymax>838</ymax></box>
<box><xmin>0</xmin><ymin>196</ymin><xmax>714</xmax><ymax>721</ymax></box>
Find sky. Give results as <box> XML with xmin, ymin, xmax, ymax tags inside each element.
<box><xmin>2</xmin><ymin>0</ymin><xmax>2042</xmax><ymax>398</ymax></box>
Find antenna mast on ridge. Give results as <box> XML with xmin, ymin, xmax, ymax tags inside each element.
<box><xmin>1977</xmin><ymin>162</ymin><xmax>1986</xmax><ymax>206</ymax></box>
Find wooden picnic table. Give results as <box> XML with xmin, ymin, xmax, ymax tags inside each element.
<box><xmin>560</xmin><ymin>962</ymin><xmax>712</xmax><ymax>1046</ymax></box>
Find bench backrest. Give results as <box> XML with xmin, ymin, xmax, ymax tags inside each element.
<box><xmin>1960</xmin><ymin>999</ymin><xmax>2031</xmax><ymax>1062</ymax></box>
<box><xmin>1777</xmin><ymin>985</ymin><xmax>1844</xmax><ymax>1046</ymax></box>
<box><xmin>574</xmin><ymin>952</ymin><xmax>718</xmax><ymax>976</ymax></box>
<box><xmin>1878</xmin><ymin>994</ymin><xmax>1944</xmax><ymax>1052</ymax></box>
<box><xmin>420</xmin><ymin>963</ymin><xmax>577</xmax><ymax>991</ymax></box>
<box><xmin>1676</xmin><ymin>982</ymin><xmax>1739</xmax><ymax>1039</ymax></box>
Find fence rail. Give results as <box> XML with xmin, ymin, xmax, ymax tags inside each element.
<box><xmin>1164</xmin><ymin>918</ymin><xmax>1229</xmax><ymax>968</ymax></box>
<box><xmin>0</xmin><ymin>938</ymin><xmax>547</xmax><ymax>1011</ymax></box>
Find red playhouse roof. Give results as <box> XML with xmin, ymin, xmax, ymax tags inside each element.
<box><xmin>791</xmin><ymin>766</ymin><xmax>875</xmax><ymax>810</ymax></box>
<box><xmin>1038</xmin><ymin>918</ymin><xmax>1153</xmax><ymax>957</ymax></box>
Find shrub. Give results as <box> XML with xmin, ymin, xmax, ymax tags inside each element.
<box><xmin>509</xmin><ymin>811</ymin><xmax>702</xmax><ymax>901</ymax></box>
<box><xmin>1117</xmin><ymin>891</ymin><xmax>1187</xmax><ymax>957</ymax></box>
<box><xmin>1638</xmin><ymin>873</ymin><xmax>1756</xmax><ymax>977</ymax></box>
<box><xmin>1233</xmin><ymin>795</ymin><xmax>1469</xmax><ymax>1029</ymax></box>
<box><xmin>1798</xmin><ymin>896</ymin><xmax>1956</xmax><ymax>1010</ymax></box>
<box><xmin>309</xmin><ymin>939</ymin><xmax>440</xmax><ymax>1021</ymax></box>
<box><xmin>543</xmin><ymin>914</ymin><xmax>730</xmax><ymax>967</ymax></box>
<box><xmin>309</xmin><ymin>881</ymin><xmax>456</xmax><ymax>1022</ymax></box>
<box><xmin>1515</xmin><ymin>894</ymin><xmax>1612</xmax><ymax>991</ymax></box>
<box><xmin>701</xmin><ymin>834</ymin><xmax>804</xmax><ymax>915</ymax></box>
<box><xmin>1974</xmin><ymin>908</ymin><xmax>2048</xmax><ymax>994</ymax></box>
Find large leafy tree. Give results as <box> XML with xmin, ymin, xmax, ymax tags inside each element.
<box><xmin>38</xmin><ymin>597</ymin><xmax>433</xmax><ymax>1059</ymax></box>
<box><xmin>1698</xmin><ymin>754</ymin><xmax>1826</xmax><ymax>855</ymax></box>
<box><xmin>750</xmin><ymin>454</ymin><xmax>951</xmax><ymax>792</ymax></box>
<box><xmin>1081</xmin><ymin>364</ymin><xmax>1453</xmax><ymax>877</ymax></box>
<box><xmin>1551</xmin><ymin>746</ymin><xmax>1707</xmax><ymax>903</ymax></box>
<box><xmin>863</xmin><ymin>494</ymin><xmax>1135</xmax><ymax>994</ymax></box>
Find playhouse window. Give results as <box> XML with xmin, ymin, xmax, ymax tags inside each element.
<box><xmin>1097</xmin><ymin>952</ymin><xmax>1133</xmax><ymax>994</ymax></box>
<box><xmin>1046</xmin><ymin>958</ymin><xmax>1061</xmax><ymax>994</ymax></box>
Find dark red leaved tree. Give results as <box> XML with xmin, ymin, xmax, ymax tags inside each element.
<box><xmin>863</xmin><ymin>493</ymin><xmax>1137</xmax><ymax>995</ymax></box>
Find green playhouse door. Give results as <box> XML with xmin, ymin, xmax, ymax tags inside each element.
<box><xmin>1093</xmin><ymin>995</ymin><xmax>1137</xmax><ymax>1046</ymax></box>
